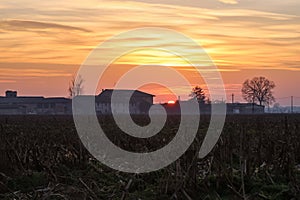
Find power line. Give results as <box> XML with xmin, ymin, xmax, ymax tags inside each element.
<box><xmin>276</xmin><ymin>96</ymin><xmax>300</xmax><ymax>99</ymax></box>
<box><xmin>276</xmin><ymin>96</ymin><xmax>290</xmax><ymax>99</ymax></box>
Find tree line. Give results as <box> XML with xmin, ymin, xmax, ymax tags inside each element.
<box><xmin>191</xmin><ymin>76</ymin><xmax>276</xmax><ymax>106</ymax></box>
<box><xmin>68</xmin><ymin>75</ymin><xmax>276</xmax><ymax>106</ymax></box>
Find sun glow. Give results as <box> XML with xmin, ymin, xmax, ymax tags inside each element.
<box><xmin>115</xmin><ymin>49</ymin><xmax>196</xmax><ymax>67</ymax></box>
<box><xmin>167</xmin><ymin>100</ymin><xmax>176</xmax><ymax>104</ymax></box>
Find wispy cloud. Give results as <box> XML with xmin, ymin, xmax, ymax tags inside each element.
<box><xmin>0</xmin><ymin>68</ymin><xmax>72</xmax><ymax>77</ymax></box>
<box><xmin>0</xmin><ymin>80</ymin><xmax>16</xmax><ymax>83</ymax></box>
<box><xmin>0</xmin><ymin>19</ymin><xmax>90</xmax><ymax>32</ymax></box>
<box><xmin>0</xmin><ymin>1</ymin><xmax>298</xmax><ymax>70</ymax></box>
<box><xmin>218</xmin><ymin>0</ymin><xmax>238</xmax><ymax>5</ymax></box>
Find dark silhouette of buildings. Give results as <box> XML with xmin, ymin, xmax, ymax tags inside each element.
<box><xmin>162</xmin><ymin>101</ymin><xmax>265</xmax><ymax>115</ymax></box>
<box><xmin>0</xmin><ymin>90</ymin><xmax>264</xmax><ymax>115</ymax></box>
<box><xmin>227</xmin><ymin>103</ymin><xmax>265</xmax><ymax>114</ymax></box>
<box><xmin>0</xmin><ymin>91</ymin><xmax>71</xmax><ymax>115</ymax></box>
<box><xmin>94</xmin><ymin>89</ymin><xmax>154</xmax><ymax>114</ymax></box>
<box><xmin>0</xmin><ymin>89</ymin><xmax>155</xmax><ymax>115</ymax></box>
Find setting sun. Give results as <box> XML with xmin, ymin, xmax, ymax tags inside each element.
<box><xmin>167</xmin><ymin>100</ymin><xmax>176</xmax><ymax>104</ymax></box>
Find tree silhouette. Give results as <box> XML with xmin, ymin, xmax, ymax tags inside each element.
<box><xmin>241</xmin><ymin>76</ymin><xmax>275</xmax><ymax>106</ymax></box>
<box><xmin>68</xmin><ymin>75</ymin><xmax>84</xmax><ymax>98</ymax></box>
<box><xmin>190</xmin><ymin>86</ymin><xmax>206</xmax><ymax>104</ymax></box>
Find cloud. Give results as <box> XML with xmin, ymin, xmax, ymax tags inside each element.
<box><xmin>0</xmin><ymin>80</ymin><xmax>16</xmax><ymax>83</ymax></box>
<box><xmin>0</xmin><ymin>0</ymin><xmax>299</xmax><ymax>71</ymax></box>
<box><xmin>0</xmin><ymin>20</ymin><xmax>90</xmax><ymax>32</ymax></box>
<box><xmin>218</xmin><ymin>0</ymin><xmax>238</xmax><ymax>5</ymax></box>
<box><xmin>0</xmin><ymin>68</ymin><xmax>72</xmax><ymax>78</ymax></box>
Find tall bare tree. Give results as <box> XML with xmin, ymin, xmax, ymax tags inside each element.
<box><xmin>190</xmin><ymin>86</ymin><xmax>206</xmax><ymax>104</ymax></box>
<box><xmin>68</xmin><ymin>75</ymin><xmax>84</xmax><ymax>98</ymax></box>
<box><xmin>241</xmin><ymin>76</ymin><xmax>275</xmax><ymax>106</ymax></box>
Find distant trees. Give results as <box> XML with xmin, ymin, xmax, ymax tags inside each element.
<box><xmin>241</xmin><ymin>76</ymin><xmax>275</xmax><ymax>106</ymax></box>
<box><xmin>272</xmin><ymin>103</ymin><xmax>282</xmax><ymax>113</ymax></box>
<box><xmin>190</xmin><ymin>86</ymin><xmax>207</xmax><ymax>104</ymax></box>
<box><xmin>68</xmin><ymin>75</ymin><xmax>84</xmax><ymax>98</ymax></box>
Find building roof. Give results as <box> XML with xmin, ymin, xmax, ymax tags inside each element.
<box><xmin>0</xmin><ymin>97</ymin><xmax>44</xmax><ymax>104</ymax></box>
<box><xmin>99</xmin><ymin>89</ymin><xmax>155</xmax><ymax>97</ymax></box>
<box><xmin>43</xmin><ymin>98</ymin><xmax>71</xmax><ymax>103</ymax></box>
<box><xmin>0</xmin><ymin>104</ymin><xmax>25</xmax><ymax>109</ymax></box>
<box><xmin>0</xmin><ymin>96</ymin><xmax>70</xmax><ymax>104</ymax></box>
<box><xmin>91</xmin><ymin>89</ymin><xmax>154</xmax><ymax>103</ymax></box>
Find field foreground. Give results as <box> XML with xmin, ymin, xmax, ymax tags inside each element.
<box><xmin>0</xmin><ymin>114</ymin><xmax>299</xmax><ymax>199</ymax></box>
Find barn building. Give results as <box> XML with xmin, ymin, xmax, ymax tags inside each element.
<box><xmin>95</xmin><ymin>89</ymin><xmax>154</xmax><ymax>114</ymax></box>
<box><xmin>0</xmin><ymin>91</ymin><xmax>71</xmax><ymax>115</ymax></box>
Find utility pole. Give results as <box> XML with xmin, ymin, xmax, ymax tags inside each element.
<box><xmin>291</xmin><ymin>96</ymin><xmax>294</xmax><ymax>113</ymax></box>
<box><xmin>252</xmin><ymin>96</ymin><xmax>255</xmax><ymax>114</ymax></box>
<box><xmin>231</xmin><ymin>93</ymin><xmax>234</xmax><ymax>104</ymax></box>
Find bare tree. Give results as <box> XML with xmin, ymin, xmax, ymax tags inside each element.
<box><xmin>68</xmin><ymin>75</ymin><xmax>84</xmax><ymax>98</ymax></box>
<box><xmin>241</xmin><ymin>76</ymin><xmax>275</xmax><ymax>106</ymax></box>
<box><xmin>190</xmin><ymin>86</ymin><xmax>206</xmax><ymax>104</ymax></box>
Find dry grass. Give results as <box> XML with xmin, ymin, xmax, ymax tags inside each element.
<box><xmin>0</xmin><ymin>114</ymin><xmax>299</xmax><ymax>199</ymax></box>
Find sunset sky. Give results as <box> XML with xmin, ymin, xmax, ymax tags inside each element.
<box><xmin>0</xmin><ymin>0</ymin><xmax>299</xmax><ymax>105</ymax></box>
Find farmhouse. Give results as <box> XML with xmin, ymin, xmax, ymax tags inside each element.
<box><xmin>95</xmin><ymin>89</ymin><xmax>154</xmax><ymax>114</ymax></box>
<box><xmin>0</xmin><ymin>91</ymin><xmax>71</xmax><ymax>115</ymax></box>
<box><xmin>0</xmin><ymin>89</ymin><xmax>155</xmax><ymax>115</ymax></box>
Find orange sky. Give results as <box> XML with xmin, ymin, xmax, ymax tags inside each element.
<box><xmin>0</xmin><ymin>0</ymin><xmax>299</xmax><ymax>105</ymax></box>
